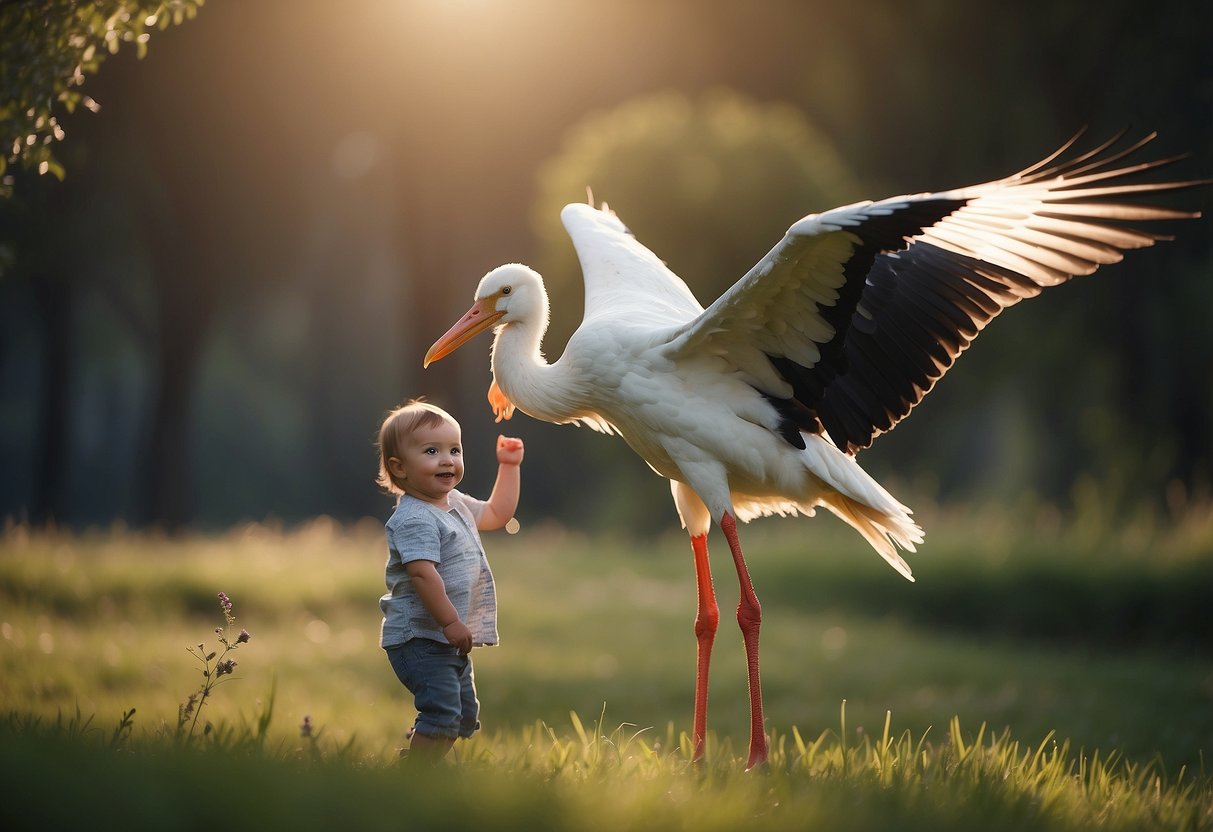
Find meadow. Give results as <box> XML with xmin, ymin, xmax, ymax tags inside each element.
<box><xmin>1</xmin><ymin>502</ymin><xmax>1211</xmax><ymax>830</ymax></box>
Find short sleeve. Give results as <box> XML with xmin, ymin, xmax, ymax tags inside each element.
<box><xmin>388</xmin><ymin>513</ymin><xmax>442</xmax><ymax>565</ymax></box>
<box><xmin>450</xmin><ymin>491</ymin><xmax>487</xmax><ymax>526</ymax></box>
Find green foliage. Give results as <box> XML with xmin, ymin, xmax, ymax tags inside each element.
<box><xmin>0</xmin><ymin>0</ymin><xmax>204</xmax><ymax>196</ymax></box>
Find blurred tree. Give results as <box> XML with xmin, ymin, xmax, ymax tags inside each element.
<box><xmin>0</xmin><ymin>0</ymin><xmax>1206</xmax><ymax>531</ymax></box>
<box><xmin>106</xmin><ymin>111</ymin><xmax>307</xmax><ymax>529</ymax></box>
<box><xmin>0</xmin><ymin>0</ymin><xmax>204</xmax><ymax>197</ymax></box>
<box><xmin>0</xmin><ymin>138</ymin><xmax>149</xmax><ymax>525</ymax></box>
<box><xmin>0</xmin><ymin>0</ymin><xmax>206</xmax><ymax>529</ymax></box>
<box><xmin>527</xmin><ymin>89</ymin><xmax>861</xmax><ymax>533</ymax></box>
<box><xmin>0</xmin><ymin>171</ymin><xmax>78</xmax><ymax>524</ymax></box>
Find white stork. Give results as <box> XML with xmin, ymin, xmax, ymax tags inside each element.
<box><xmin>423</xmin><ymin>133</ymin><xmax>1203</xmax><ymax>769</ymax></box>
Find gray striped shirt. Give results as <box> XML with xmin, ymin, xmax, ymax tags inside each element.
<box><xmin>379</xmin><ymin>490</ymin><xmax>499</xmax><ymax>648</ymax></box>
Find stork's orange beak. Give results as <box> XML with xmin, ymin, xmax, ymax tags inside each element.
<box><xmin>423</xmin><ymin>298</ymin><xmax>505</xmax><ymax>367</ymax></box>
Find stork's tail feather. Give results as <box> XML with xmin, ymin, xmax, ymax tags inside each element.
<box><xmin>819</xmin><ymin>493</ymin><xmax>922</xmax><ymax>582</ymax></box>
<box><xmin>798</xmin><ymin>432</ymin><xmax>922</xmax><ymax>579</ymax></box>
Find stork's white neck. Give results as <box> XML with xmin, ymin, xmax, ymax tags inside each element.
<box><xmin>490</xmin><ymin>317</ymin><xmax>580</xmax><ymax>424</ymax></box>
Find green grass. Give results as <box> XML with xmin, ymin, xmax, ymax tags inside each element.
<box><xmin>1</xmin><ymin>706</ymin><xmax>1209</xmax><ymax>831</ymax></box>
<box><xmin>1</xmin><ymin>506</ymin><xmax>1211</xmax><ymax>829</ymax></box>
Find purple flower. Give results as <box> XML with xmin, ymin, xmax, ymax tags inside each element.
<box><xmin>215</xmin><ymin>659</ymin><xmax>237</xmax><ymax>677</ymax></box>
<box><xmin>236</xmin><ymin>629</ymin><xmax>251</xmax><ymax>644</ymax></box>
<box><xmin>217</xmin><ymin>592</ymin><xmax>233</xmax><ymax>614</ymax></box>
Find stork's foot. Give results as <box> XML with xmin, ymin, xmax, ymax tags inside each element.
<box><xmin>745</xmin><ymin>741</ymin><xmax>770</xmax><ymax>772</ymax></box>
<box><xmin>487</xmin><ymin>380</ymin><xmax>515</xmax><ymax>422</ymax></box>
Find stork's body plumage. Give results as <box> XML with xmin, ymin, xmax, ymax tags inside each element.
<box><xmin>484</xmin><ymin>218</ymin><xmax>924</xmax><ymax>574</ymax></box>
<box><xmin>424</xmin><ymin>134</ymin><xmax>1204</xmax><ymax>768</ymax></box>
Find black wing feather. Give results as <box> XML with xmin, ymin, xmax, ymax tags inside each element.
<box><xmin>772</xmin><ymin>137</ymin><xmax>1203</xmax><ymax>454</ymax></box>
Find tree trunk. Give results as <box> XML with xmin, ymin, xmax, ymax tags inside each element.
<box><xmin>29</xmin><ymin>270</ymin><xmax>73</xmax><ymax>526</ymax></box>
<box><xmin>132</xmin><ymin>252</ymin><xmax>214</xmax><ymax>531</ymax></box>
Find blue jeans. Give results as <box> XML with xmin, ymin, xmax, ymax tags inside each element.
<box><xmin>385</xmin><ymin>638</ymin><xmax>481</xmax><ymax>740</ymax></box>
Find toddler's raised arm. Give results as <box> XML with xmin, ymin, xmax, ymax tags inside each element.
<box><xmin>479</xmin><ymin>436</ymin><xmax>523</xmax><ymax>530</ymax></box>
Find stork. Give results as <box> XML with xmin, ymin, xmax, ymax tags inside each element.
<box><xmin>423</xmin><ymin>133</ymin><xmax>1204</xmax><ymax>769</ymax></box>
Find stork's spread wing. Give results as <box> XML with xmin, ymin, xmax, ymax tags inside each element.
<box><xmin>561</xmin><ymin>202</ymin><xmax>706</xmax><ymax>324</ymax></box>
<box><xmin>665</xmin><ymin>133</ymin><xmax>1204</xmax><ymax>454</ymax></box>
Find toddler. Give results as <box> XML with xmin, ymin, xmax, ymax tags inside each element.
<box><xmin>376</xmin><ymin>400</ymin><xmax>524</xmax><ymax>761</ymax></box>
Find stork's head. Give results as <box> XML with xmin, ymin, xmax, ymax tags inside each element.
<box><xmin>423</xmin><ymin>264</ymin><xmax>548</xmax><ymax>367</ymax></box>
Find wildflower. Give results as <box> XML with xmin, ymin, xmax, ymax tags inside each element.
<box><xmin>300</xmin><ymin>715</ymin><xmax>313</xmax><ymax>738</ymax></box>
<box><xmin>178</xmin><ymin>591</ymin><xmax>253</xmax><ymax>743</ymax></box>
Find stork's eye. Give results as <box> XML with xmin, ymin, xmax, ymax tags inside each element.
<box><xmin>501</xmin><ymin>286</ymin><xmax>511</xmax><ymax>295</ymax></box>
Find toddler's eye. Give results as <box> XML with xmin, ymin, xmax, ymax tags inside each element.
<box><xmin>424</xmin><ymin>448</ymin><xmax>437</xmax><ymax>455</ymax></box>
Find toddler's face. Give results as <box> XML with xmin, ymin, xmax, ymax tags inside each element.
<box><xmin>392</xmin><ymin>419</ymin><xmax>464</xmax><ymax>506</ymax></box>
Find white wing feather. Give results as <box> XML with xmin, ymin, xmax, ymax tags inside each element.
<box><xmin>560</xmin><ymin>203</ymin><xmax>704</xmax><ymax>325</ymax></box>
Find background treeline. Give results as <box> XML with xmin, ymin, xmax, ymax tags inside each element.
<box><xmin>1</xmin><ymin>0</ymin><xmax>1209</xmax><ymax>534</ymax></box>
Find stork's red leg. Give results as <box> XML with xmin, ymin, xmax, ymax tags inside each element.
<box><xmin>721</xmin><ymin>512</ymin><xmax>768</xmax><ymax>769</ymax></box>
<box><xmin>689</xmin><ymin>532</ymin><xmax>719</xmax><ymax>762</ymax></box>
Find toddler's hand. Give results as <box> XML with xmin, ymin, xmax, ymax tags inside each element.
<box><xmin>443</xmin><ymin>620</ymin><xmax>473</xmax><ymax>655</ymax></box>
<box><xmin>496</xmin><ymin>435</ymin><xmax>524</xmax><ymax>466</ymax></box>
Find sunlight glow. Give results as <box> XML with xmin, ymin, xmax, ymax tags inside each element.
<box><xmin>331</xmin><ymin>131</ymin><xmax>383</xmax><ymax>181</ymax></box>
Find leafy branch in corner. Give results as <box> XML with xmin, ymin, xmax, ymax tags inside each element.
<box><xmin>0</xmin><ymin>0</ymin><xmax>205</xmax><ymax>196</ymax></box>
